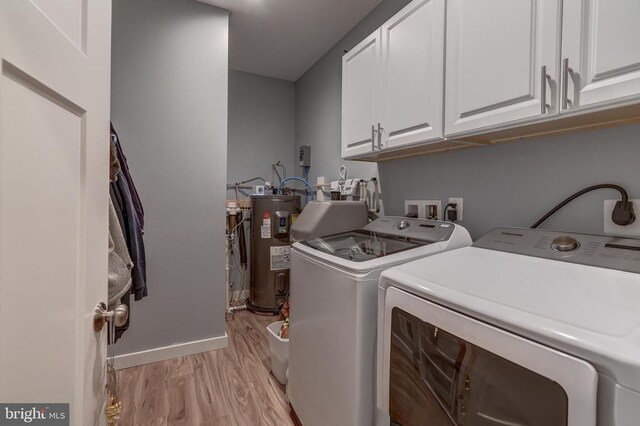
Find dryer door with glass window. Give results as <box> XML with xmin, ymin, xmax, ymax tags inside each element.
<box><xmin>379</xmin><ymin>287</ymin><xmax>598</xmax><ymax>426</ymax></box>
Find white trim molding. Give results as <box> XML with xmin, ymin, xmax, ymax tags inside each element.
<box><xmin>113</xmin><ymin>333</ymin><xmax>228</xmax><ymax>370</ymax></box>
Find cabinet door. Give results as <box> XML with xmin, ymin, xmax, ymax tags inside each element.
<box><xmin>561</xmin><ymin>0</ymin><xmax>640</xmax><ymax>111</ymax></box>
<box><xmin>445</xmin><ymin>0</ymin><xmax>561</xmax><ymax>137</ymax></box>
<box><xmin>379</xmin><ymin>0</ymin><xmax>445</xmax><ymax>150</ymax></box>
<box><xmin>342</xmin><ymin>30</ymin><xmax>380</xmax><ymax>158</ymax></box>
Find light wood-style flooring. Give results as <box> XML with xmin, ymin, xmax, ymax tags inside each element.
<box><xmin>116</xmin><ymin>311</ymin><xmax>294</xmax><ymax>425</ymax></box>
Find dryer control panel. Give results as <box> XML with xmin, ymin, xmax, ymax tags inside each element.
<box><xmin>363</xmin><ymin>217</ymin><xmax>455</xmax><ymax>242</ymax></box>
<box><xmin>475</xmin><ymin>227</ymin><xmax>640</xmax><ymax>274</ymax></box>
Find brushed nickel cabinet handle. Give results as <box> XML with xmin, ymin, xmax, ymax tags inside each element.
<box><xmin>562</xmin><ymin>58</ymin><xmax>573</xmax><ymax>110</ymax></box>
<box><xmin>541</xmin><ymin>65</ymin><xmax>551</xmax><ymax>114</ymax></box>
<box><xmin>371</xmin><ymin>124</ymin><xmax>377</xmax><ymax>151</ymax></box>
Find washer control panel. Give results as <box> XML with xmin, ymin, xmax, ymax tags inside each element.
<box><xmin>363</xmin><ymin>217</ymin><xmax>455</xmax><ymax>242</ymax></box>
<box><xmin>475</xmin><ymin>227</ymin><xmax>640</xmax><ymax>274</ymax></box>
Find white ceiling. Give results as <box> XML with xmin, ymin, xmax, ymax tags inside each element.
<box><xmin>198</xmin><ymin>0</ymin><xmax>383</xmax><ymax>81</ymax></box>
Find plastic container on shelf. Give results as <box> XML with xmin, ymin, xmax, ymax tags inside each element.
<box><xmin>267</xmin><ymin>320</ymin><xmax>289</xmax><ymax>385</ymax></box>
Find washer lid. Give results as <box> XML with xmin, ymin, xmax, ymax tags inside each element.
<box><xmin>380</xmin><ymin>245</ymin><xmax>640</xmax><ymax>392</ymax></box>
<box><xmin>299</xmin><ymin>229</ymin><xmax>429</xmax><ymax>262</ymax></box>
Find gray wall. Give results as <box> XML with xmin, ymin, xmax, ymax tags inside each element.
<box><xmin>227</xmin><ymin>70</ymin><xmax>296</xmax><ymax>296</ymax></box>
<box><xmin>379</xmin><ymin>124</ymin><xmax>640</xmax><ymax>239</ymax></box>
<box><xmin>110</xmin><ymin>0</ymin><xmax>229</xmax><ymax>355</ymax></box>
<box><xmin>228</xmin><ymin>70</ymin><xmax>296</xmax><ymax>186</ymax></box>
<box><xmin>295</xmin><ymin>0</ymin><xmax>411</xmax><ymax>193</ymax></box>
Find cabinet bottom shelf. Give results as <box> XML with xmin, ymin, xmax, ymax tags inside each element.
<box><xmin>345</xmin><ymin>101</ymin><xmax>640</xmax><ymax>162</ymax></box>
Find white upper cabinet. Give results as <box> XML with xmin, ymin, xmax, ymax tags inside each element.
<box><xmin>561</xmin><ymin>0</ymin><xmax>640</xmax><ymax>112</ymax></box>
<box><xmin>341</xmin><ymin>0</ymin><xmax>447</xmax><ymax>159</ymax></box>
<box><xmin>342</xmin><ymin>30</ymin><xmax>380</xmax><ymax>158</ymax></box>
<box><xmin>379</xmin><ymin>0</ymin><xmax>445</xmax><ymax>150</ymax></box>
<box><xmin>444</xmin><ymin>0</ymin><xmax>561</xmax><ymax>137</ymax></box>
<box><xmin>342</xmin><ymin>0</ymin><xmax>640</xmax><ymax>161</ymax></box>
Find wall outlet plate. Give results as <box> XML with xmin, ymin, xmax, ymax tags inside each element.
<box><xmin>405</xmin><ymin>200</ymin><xmax>441</xmax><ymax>220</ymax></box>
<box><xmin>604</xmin><ymin>199</ymin><xmax>640</xmax><ymax>237</ymax></box>
<box><xmin>448</xmin><ymin>197</ymin><xmax>463</xmax><ymax>221</ymax></box>
<box><xmin>405</xmin><ymin>200</ymin><xmax>420</xmax><ymax>218</ymax></box>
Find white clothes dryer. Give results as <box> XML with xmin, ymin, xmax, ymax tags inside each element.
<box><xmin>288</xmin><ymin>216</ymin><xmax>471</xmax><ymax>426</ymax></box>
<box><xmin>377</xmin><ymin>227</ymin><xmax>640</xmax><ymax>426</ymax></box>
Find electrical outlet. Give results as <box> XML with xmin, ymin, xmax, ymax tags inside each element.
<box><xmin>604</xmin><ymin>199</ymin><xmax>640</xmax><ymax>237</ymax></box>
<box><xmin>448</xmin><ymin>198</ymin><xmax>463</xmax><ymax>221</ymax></box>
<box><xmin>405</xmin><ymin>200</ymin><xmax>441</xmax><ymax>220</ymax></box>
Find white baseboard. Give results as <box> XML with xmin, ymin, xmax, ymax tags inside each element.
<box><xmin>113</xmin><ymin>333</ymin><xmax>228</xmax><ymax>370</ymax></box>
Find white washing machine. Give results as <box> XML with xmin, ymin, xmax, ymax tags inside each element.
<box><xmin>377</xmin><ymin>227</ymin><xmax>640</xmax><ymax>426</ymax></box>
<box><xmin>288</xmin><ymin>216</ymin><xmax>471</xmax><ymax>426</ymax></box>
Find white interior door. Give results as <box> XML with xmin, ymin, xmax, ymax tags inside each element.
<box><xmin>341</xmin><ymin>30</ymin><xmax>380</xmax><ymax>158</ymax></box>
<box><xmin>0</xmin><ymin>1</ymin><xmax>111</xmax><ymax>425</ymax></box>
<box><xmin>561</xmin><ymin>0</ymin><xmax>640</xmax><ymax>112</ymax></box>
<box><xmin>444</xmin><ymin>0</ymin><xmax>561</xmax><ymax>137</ymax></box>
<box><xmin>379</xmin><ymin>0</ymin><xmax>445</xmax><ymax>150</ymax></box>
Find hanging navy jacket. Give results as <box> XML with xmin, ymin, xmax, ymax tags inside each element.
<box><xmin>110</xmin><ymin>124</ymin><xmax>147</xmax><ymax>300</ymax></box>
<box><xmin>111</xmin><ymin>123</ymin><xmax>144</xmax><ymax>228</ymax></box>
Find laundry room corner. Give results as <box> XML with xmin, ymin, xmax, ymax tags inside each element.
<box><xmin>7</xmin><ymin>0</ymin><xmax>640</xmax><ymax>424</ymax></box>
<box><xmin>294</xmin><ymin>0</ymin><xmax>413</xmax><ymax>215</ymax></box>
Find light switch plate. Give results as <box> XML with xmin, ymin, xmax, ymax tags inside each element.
<box><xmin>604</xmin><ymin>199</ymin><xmax>640</xmax><ymax>237</ymax></box>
